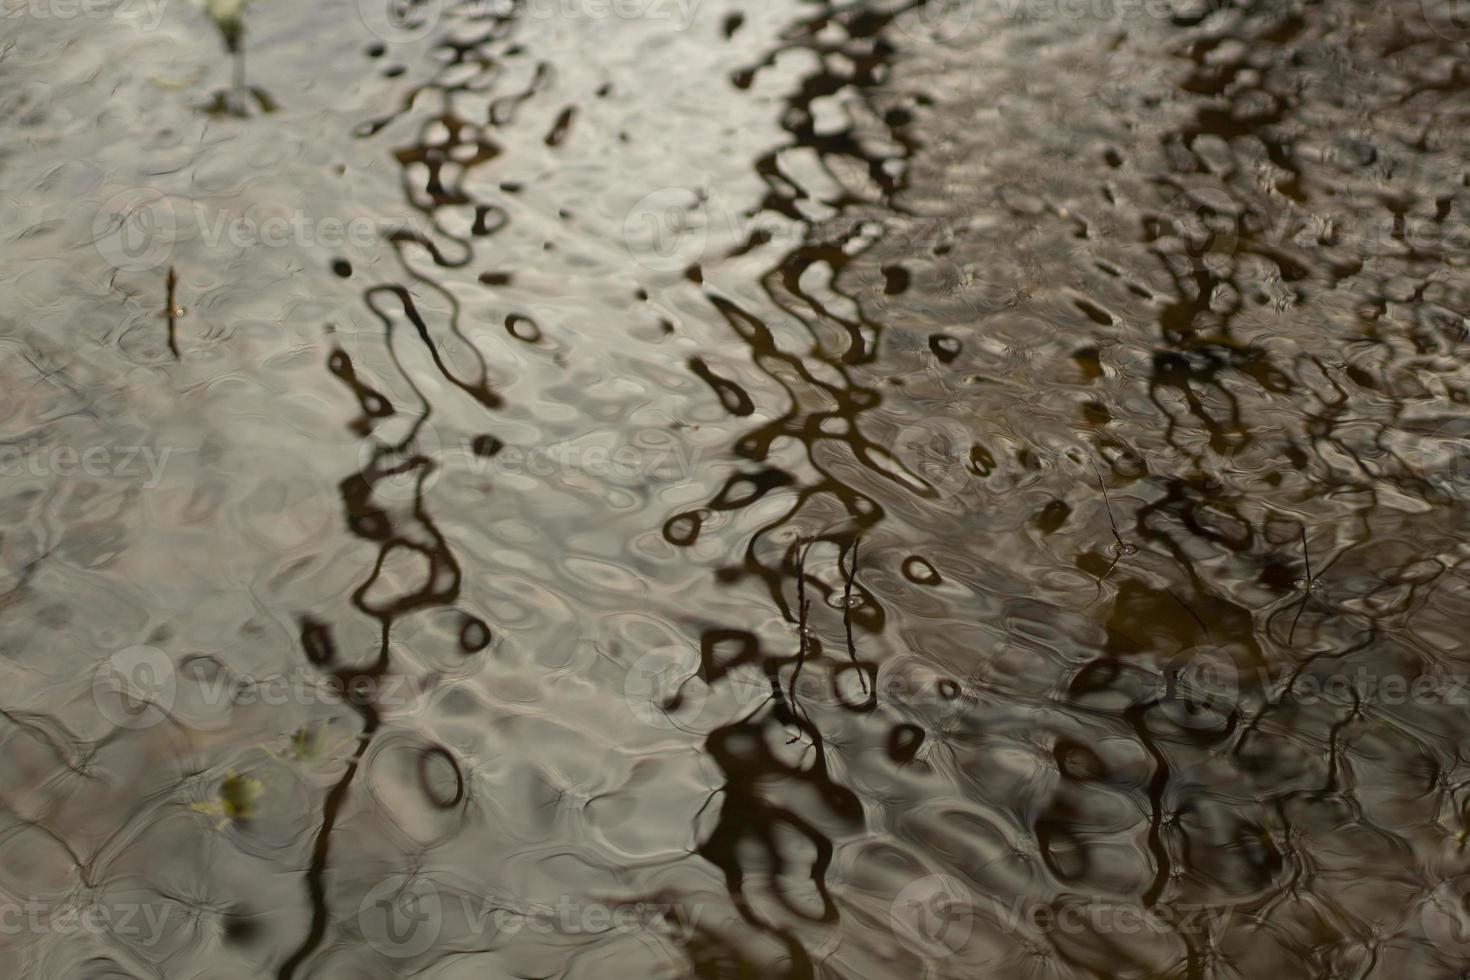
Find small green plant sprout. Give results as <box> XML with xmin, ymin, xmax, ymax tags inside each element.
<box><xmin>190</xmin><ymin>770</ymin><xmax>264</xmax><ymax>829</ymax></box>
<box><xmin>189</xmin><ymin>0</ymin><xmax>257</xmax><ymax>112</ymax></box>
<box><xmin>263</xmin><ymin>720</ymin><xmax>361</xmax><ymax>768</ymax></box>
<box><xmin>194</xmin><ymin>0</ymin><xmax>249</xmax><ymax>52</ymax></box>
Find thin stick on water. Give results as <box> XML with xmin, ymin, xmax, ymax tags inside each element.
<box><xmin>1084</xmin><ymin>457</ymin><xmax>1129</xmax><ymax>609</ymax></box>
<box><xmin>233</xmin><ymin>46</ymin><xmax>246</xmax><ymax>108</ymax></box>
<box><xmin>842</xmin><ymin>537</ymin><xmax>868</xmax><ymax>695</ymax></box>
<box><xmin>787</xmin><ymin>595</ymin><xmax>811</xmax><ymax>743</ymax></box>
<box><xmin>1289</xmin><ymin>524</ymin><xmax>1312</xmax><ymax>645</ymax></box>
<box><xmin>1091</xmin><ymin>457</ymin><xmax>1127</xmax><ymax>551</ymax></box>
<box><xmin>164</xmin><ymin>266</ymin><xmax>180</xmax><ymax>360</ymax></box>
<box><xmin>1167</xmin><ymin>588</ymin><xmax>1210</xmax><ymax>641</ymax></box>
<box><xmin>198</xmin><ymin>2</ymin><xmax>250</xmax><ymax>114</ymax></box>
<box><xmin>789</xmin><ymin>537</ymin><xmax>816</xmax><ymax>723</ymax></box>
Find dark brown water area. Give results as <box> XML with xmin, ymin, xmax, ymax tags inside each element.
<box><xmin>4</xmin><ymin>0</ymin><xmax>1470</xmax><ymax>976</ymax></box>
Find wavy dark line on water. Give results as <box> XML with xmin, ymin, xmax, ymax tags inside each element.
<box><xmin>278</xmin><ymin>6</ymin><xmax>532</xmax><ymax>975</ymax></box>
<box><xmin>663</xmin><ymin>2</ymin><xmax>927</xmax><ymax>972</ymax></box>
<box><xmin>9</xmin><ymin>1</ymin><xmax>1470</xmax><ymax>977</ymax></box>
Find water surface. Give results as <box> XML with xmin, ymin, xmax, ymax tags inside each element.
<box><xmin>3</xmin><ymin>0</ymin><xmax>1470</xmax><ymax>977</ymax></box>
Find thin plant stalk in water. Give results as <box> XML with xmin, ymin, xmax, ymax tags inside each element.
<box><xmin>1289</xmin><ymin>525</ymin><xmax>1315</xmax><ymax>645</ymax></box>
<box><xmin>192</xmin><ymin>0</ymin><xmax>252</xmax><ymax>112</ymax></box>
<box><xmin>842</xmin><ymin>538</ymin><xmax>868</xmax><ymax>696</ymax></box>
<box><xmin>1085</xmin><ymin>457</ymin><xmax>1135</xmax><ymax>608</ymax></box>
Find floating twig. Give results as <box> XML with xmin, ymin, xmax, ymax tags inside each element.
<box><xmin>1092</xmin><ymin>457</ymin><xmax>1127</xmax><ymax>552</ymax></box>
<box><xmin>787</xmin><ymin>537</ymin><xmax>817</xmax><ymax>742</ymax></box>
<box><xmin>1289</xmin><ymin>524</ymin><xmax>1313</xmax><ymax>645</ymax></box>
<box><xmin>842</xmin><ymin>537</ymin><xmax>868</xmax><ymax>695</ymax></box>
<box><xmin>1084</xmin><ymin>457</ymin><xmax>1134</xmax><ymax>609</ymax></box>
<box><xmin>163</xmin><ymin>266</ymin><xmax>180</xmax><ymax>360</ymax></box>
<box><xmin>1167</xmin><ymin>588</ymin><xmax>1211</xmax><ymax>641</ymax></box>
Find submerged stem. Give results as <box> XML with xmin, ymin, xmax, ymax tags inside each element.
<box><xmin>233</xmin><ymin>47</ymin><xmax>246</xmax><ymax>102</ymax></box>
